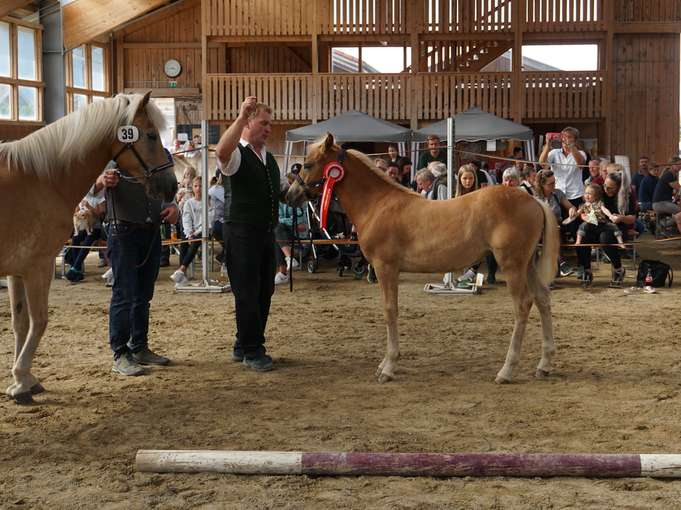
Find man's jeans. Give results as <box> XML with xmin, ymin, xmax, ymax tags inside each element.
<box><xmin>107</xmin><ymin>223</ymin><xmax>161</xmax><ymax>356</ymax></box>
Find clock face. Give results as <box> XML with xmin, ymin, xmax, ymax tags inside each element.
<box><xmin>164</xmin><ymin>59</ymin><xmax>182</xmax><ymax>78</ymax></box>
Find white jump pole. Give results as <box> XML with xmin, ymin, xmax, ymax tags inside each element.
<box><xmin>135</xmin><ymin>450</ymin><xmax>681</xmax><ymax>478</ymax></box>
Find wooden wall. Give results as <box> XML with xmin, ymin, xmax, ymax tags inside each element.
<box><xmin>0</xmin><ymin>123</ymin><xmax>41</xmax><ymax>141</ymax></box>
<box><xmin>115</xmin><ymin>0</ymin><xmax>225</xmax><ymax>92</ymax></box>
<box><xmin>611</xmin><ymin>34</ymin><xmax>680</xmax><ymax>167</ymax></box>
<box><xmin>227</xmin><ymin>46</ymin><xmax>311</xmax><ymax>73</ymax></box>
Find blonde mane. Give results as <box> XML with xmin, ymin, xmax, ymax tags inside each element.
<box><xmin>0</xmin><ymin>93</ymin><xmax>165</xmax><ymax>180</ymax></box>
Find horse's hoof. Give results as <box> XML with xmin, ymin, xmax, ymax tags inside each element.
<box><xmin>13</xmin><ymin>392</ymin><xmax>34</xmax><ymax>405</ymax></box>
<box><xmin>535</xmin><ymin>369</ymin><xmax>550</xmax><ymax>379</ymax></box>
<box><xmin>30</xmin><ymin>383</ymin><xmax>45</xmax><ymax>395</ymax></box>
<box><xmin>494</xmin><ymin>375</ymin><xmax>512</xmax><ymax>384</ymax></box>
<box><xmin>377</xmin><ymin>373</ymin><xmax>393</xmax><ymax>384</ymax></box>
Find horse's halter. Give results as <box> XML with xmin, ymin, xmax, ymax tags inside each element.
<box><xmin>291</xmin><ymin>148</ymin><xmax>347</xmax><ymax>200</ymax></box>
<box><xmin>111</xmin><ymin>133</ymin><xmax>174</xmax><ymax>181</ymax></box>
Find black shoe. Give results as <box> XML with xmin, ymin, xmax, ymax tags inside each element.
<box><xmin>559</xmin><ymin>261</ymin><xmax>574</xmax><ymax>277</ymax></box>
<box><xmin>232</xmin><ymin>346</ymin><xmax>244</xmax><ymax>362</ymax></box>
<box><xmin>65</xmin><ymin>267</ymin><xmax>84</xmax><ymax>283</ymax></box>
<box><xmin>243</xmin><ymin>354</ymin><xmax>273</xmax><ymax>372</ymax></box>
<box><xmin>581</xmin><ymin>269</ymin><xmax>593</xmax><ymax>288</ymax></box>
<box><xmin>609</xmin><ymin>267</ymin><xmax>625</xmax><ymax>288</ymax></box>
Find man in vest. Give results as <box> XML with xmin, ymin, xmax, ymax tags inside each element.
<box><xmin>216</xmin><ymin>96</ymin><xmax>281</xmax><ymax>372</ymax></box>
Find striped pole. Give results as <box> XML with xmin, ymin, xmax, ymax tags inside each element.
<box><xmin>135</xmin><ymin>451</ymin><xmax>681</xmax><ymax>478</ymax></box>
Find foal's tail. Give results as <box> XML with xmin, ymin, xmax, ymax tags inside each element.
<box><xmin>534</xmin><ymin>200</ymin><xmax>560</xmax><ymax>287</ymax></box>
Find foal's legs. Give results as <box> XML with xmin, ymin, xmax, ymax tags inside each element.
<box><xmin>495</xmin><ymin>270</ymin><xmax>533</xmax><ymax>384</ymax></box>
<box><xmin>529</xmin><ymin>271</ymin><xmax>556</xmax><ymax>378</ymax></box>
<box><xmin>9</xmin><ymin>262</ymin><xmax>51</xmax><ymax>403</ymax></box>
<box><xmin>6</xmin><ymin>276</ymin><xmax>29</xmax><ymax>397</ymax></box>
<box><xmin>373</xmin><ymin>263</ymin><xmax>400</xmax><ymax>383</ymax></box>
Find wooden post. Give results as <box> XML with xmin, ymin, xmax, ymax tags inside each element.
<box><xmin>201</xmin><ymin>0</ymin><xmax>208</xmax><ymax>122</ymax></box>
<box><xmin>511</xmin><ymin>0</ymin><xmax>523</xmax><ymax>122</ymax></box>
<box><xmin>311</xmin><ymin>0</ymin><xmax>319</xmax><ymax>123</ymax></box>
<box><xmin>136</xmin><ymin>450</ymin><xmax>681</xmax><ymax>478</ymax></box>
<box><xmin>409</xmin><ymin>0</ymin><xmax>420</xmax><ymax>130</ymax></box>
<box><xmin>603</xmin><ymin>0</ymin><xmax>615</xmax><ymax>155</ymax></box>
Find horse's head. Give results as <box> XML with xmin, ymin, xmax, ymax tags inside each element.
<box><xmin>286</xmin><ymin>132</ymin><xmax>340</xmax><ymax>208</ymax></box>
<box><xmin>111</xmin><ymin>91</ymin><xmax>177</xmax><ymax>202</ymax></box>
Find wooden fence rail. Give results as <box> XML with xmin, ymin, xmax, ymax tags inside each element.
<box><xmin>206</xmin><ymin>71</ymin><xmax>604</xmax><ymax>122</ymax></box>
<box><xmin>204</xmin><ymin>0</ymin><xmax>313</xmax><ymax>36</ymax></box>
<box><xmin>523</xmin><ymin>71</ymin><xmax>604</xmax><ymax>119</ymax></box>
<box><xmin>524</xmin><ymin>0</ymin><xmax>604</xmax><ymax>31</ymax></box>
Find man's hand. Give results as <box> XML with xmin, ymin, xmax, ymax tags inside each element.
<box><xmin>239</xmin><ymin>96</ymin><xmax>257</xmax><ymax>120</ymax></box>
<box><xmin>96</xmin><ymin>168</ymin><xmax>120</xmax><ymax>189</ymax></box>
<box><xmin>160</xmin><ymin>204</ymin><xmax>179</xmax><ymax>225</ymax></box>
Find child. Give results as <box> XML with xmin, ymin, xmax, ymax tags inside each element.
<box><xmin>567</xmin><ymin>183</ymin><xmax>626</xmax><ymax>249</ymax></box>
<box><xmin>170</xmin><ymin>176</ymin><xmax>203</xmax><ymax>286</ymax></box>
<box><xmin>454</xmin><ymin>163</ymin><xmax>479</xmax><ymax>197</ymax></box>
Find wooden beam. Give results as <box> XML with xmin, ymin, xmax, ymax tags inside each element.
<box><xmin>614</xmin><ymin>23</ymin><xmax>681</xmax><ymax>34</ymax></box>
<box><xmin>62</xmin><ymin>0</ymin><xmax>174</xmax><ymax>51</ymax></box>
<box><xmin>0</xmin><ymin>0</ymin><xmax>32</xmax><ymax>20</ymax></box>
<box><xmin>123</xmin><ymin>87</ymin><xmax>200</xmax><ymax>97</ymax></box>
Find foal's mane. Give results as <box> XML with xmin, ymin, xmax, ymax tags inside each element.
<box><xmin>0</xmin><ymin>94</ymin><xmax>165</xmax><ymax>180</ymax></box>
<box><xmin>308</xmin><ymin>136</ymin><xmax>415</xmax><ymax>194</ymax></box>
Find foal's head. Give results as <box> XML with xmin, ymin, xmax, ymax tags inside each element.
<box><xmin>286</xmin><ymin>132</ymin><xmax>340</xmax><ymax>207</ymax></box>
<box><xmin>111</xmin><ymin>92</ymin><xmax>177</xmax><ymax>202</ymax></box>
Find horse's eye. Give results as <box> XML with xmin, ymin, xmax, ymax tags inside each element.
<box><xmin>147</xmin><ymin>132</ymin><xmax>157</xmax><ymax>141</ymax></box>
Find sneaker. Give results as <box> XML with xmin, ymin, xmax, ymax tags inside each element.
<box><xmin>65</xmin><ymin>267</ymin><xmax>84</xmax><ymax>283</ymax></box>
<box><xmin>232</xmin><ymin>346</ymin><xmax>244</xmax><ymax>362</ymax></box>
<box><xmin>112</xmin><ymin>352</ymin><xmax>146</xmax><ymax>376</ymax></box>
<box><xmin>170</xmin><ymin>269</ymin><xmax>188</xmax><ymax>286</ymax></box>
<box><xmin>559</xmin><ymin>261</ymin><xmax>574</xmax><ymax>278</ymax></box>
<box><xmin>243</xmin><ymin>354</ymin><xmax>273</xmax><ymax>372</ymax></box>
<box><xmin>131</xmin><ymin>347</ymin><xmax>170</xmax><ymax>366</ymax></box>
<box><xmin>102</xmin><ymin>268</ymin><xmax>114</xmax><ymax>287</ymax></box>
<box><xmin>274</xmin><ymin>272</ymin><xmax>289</xmax><ymax>285</ymax></box>
<box><xmin>286</xmin><ymin>256</ymin><xmax>299</xmax><ymax>270</ymax></box>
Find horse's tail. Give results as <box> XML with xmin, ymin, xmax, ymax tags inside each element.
<box><xmin>534</xmin><ymin>199</ymin><xmax>560</xmax><ymax>287</ymax></box>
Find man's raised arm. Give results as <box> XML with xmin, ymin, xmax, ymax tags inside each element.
<box><xmin>215</xmin><ymin>96</ymin><xmax>257</xmax><ymax>166</ymax></box>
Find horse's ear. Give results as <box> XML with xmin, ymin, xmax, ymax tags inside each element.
<box><xmin>142</xmin><ymin>91</ymin><xmax>152</xmax><ymax>107</ymax></box>
<box><xmin>323</xmin><ymin>133</ymin><xmax>335</xmax><ymax>153</ymax></box>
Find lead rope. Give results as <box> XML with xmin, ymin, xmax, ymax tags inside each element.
<box><xmin>289</xmin><ymin>206</ymin><xmax>297</xmax><ymax>292</ymax></box>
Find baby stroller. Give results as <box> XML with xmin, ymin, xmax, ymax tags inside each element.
<box><xmin>304</xmin><ymin>196</ymin><xmax>376</xmax><ymax>282</ymax></box>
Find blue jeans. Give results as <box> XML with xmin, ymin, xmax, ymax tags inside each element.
<box><xmin>70</xmin><ymin>228</ymin><xmax>103</xmax><ymax>271</ymax></box>
<box><xmin>107</xmin><ymin>223</ymin><xmax>161</xmax><ymax>357</ymax></box>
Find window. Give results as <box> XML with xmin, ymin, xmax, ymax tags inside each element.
<box><xmin>17</xmin><ymin>27</ymin><xmax>36</xmax><ymax>80</ymax></box>
<box><xmin>0</xmin><ymin>20</ymin><xmax>43</xmax><ymax>123</ymax></box>
<box><xmin>331</xmin><ymin>46</ymin><xmax>411</xmax><ymax>73</ymax></box>
<box><xmin>66</xmin><ymin>44</ymin><xmax>109</xmax><ymax>113</ymax></box>
<box><xmin>0</xmin><ymin>23</ymin><xmax>9</xmax><ymax>77</ymax></box>
<box><xmin>522</xmin><ymin>45</ymin><xmax>599</xmax><ymax>71</ymax></box>
<box><xmin>18</xmin><ymin>86</ymin><xmax>38</xmax><ymax>120</ymax></box>
<box><xmin>0</xmin><ymin>83</ymin><xmax>11</xmax><ymax>119</ymax></box>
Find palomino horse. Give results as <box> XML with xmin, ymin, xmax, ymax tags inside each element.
<box><xmin>286</xmin><ymin>134</ymin><xmax>560</xmax><ymax>384</ymax></box>
<box><xmin>0</xmin><ymin>92</ymin><xmax>175</xmax><ymax>403</ymax></box>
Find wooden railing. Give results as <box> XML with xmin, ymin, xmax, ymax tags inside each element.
<box><xmin>524</xmin><ymin>0</ymin><xmax>604</xmax><ymax>31</ymax></box>
<box><xmin>318</xmin><ymin>73</ymin><xmax>410</xmax><ymax>119</ymax></box>
<box><xmin>416</xmin><ymin>72</ymin><xmax>513</xmax><ymax>119</ymax></box>
<box><xmin>524</xmin><ymin>71</ymin><xmax>604</xmax><ymax>119</ymax></box>
<box><xmin>318</xmin><ymin>0</ymin><xmax>409</xmax><ymax>34</ymax></box>
<box><xmin>422</xmin><ymin>0</ymin><xmax>513</xmax><ymax>33</ymax></box>
<box><xmin>205</xmin><ymin>74</ymin><xmax>313</xmax><ymax>120</ymax></box>
<box><xmin>615</xmin><ymin>0</ymin><xmax>681</xmax><ymax>22</ymax></box>
<box><xmin>204</xmin><ymin>0</ymin><xmax>313</xmax><ymax>36</ymax></box>
<box><xmin>206</xmin><ymin>71</ymin><xmax>604</xmax><ymax>122</ymax></box>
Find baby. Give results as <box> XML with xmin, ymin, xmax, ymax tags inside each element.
<box><xmin>565</xmin><ymin>184</ymin><xmax>625</xmax><ymax>249</ymax></box>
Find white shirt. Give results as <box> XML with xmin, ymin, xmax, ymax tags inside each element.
<box><xmin>219</xmin><ymin>138</ymin><xmax>267</xmax><ymax>176</ymax></box>
<box><xmin>547</xmin><ymin>148</ymin><xmax>586</xmax><ymax>200</ymax></box>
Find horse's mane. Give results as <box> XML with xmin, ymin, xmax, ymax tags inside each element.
<box><xmin>0</xmin><ymin>94</ymin><xmax>165</xmax><ymax>180</ymax></box>
<box><xmin>308</xmin><ymin>137</ymin><xmax>416</xmax><ymax>194</ymax></box>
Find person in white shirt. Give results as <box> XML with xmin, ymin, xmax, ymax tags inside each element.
<box><xmin>539</xmin><ymin>126</ymin><xmax>586</xmax><ymax>207</ymax></box>
<box><xmin>170</xmin><ymin>176</ymin><xmax>203</xmax><ymax>286</ymax></box>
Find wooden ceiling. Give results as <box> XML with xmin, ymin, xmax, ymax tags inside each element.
<box><xmin>62</xmin><ymin>0</ymin><xmax>180</xmax><ymax>50</ymax></box>
<box><xmin>0</xmin><ymin>1</ymin><xmax>39</xmax><ymax>21</ymax></box>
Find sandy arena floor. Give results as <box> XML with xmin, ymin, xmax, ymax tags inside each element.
<box><xmin>2</xmin><ymin>239</ymin><xmax>681</xmax><ymax>509</ymax></box>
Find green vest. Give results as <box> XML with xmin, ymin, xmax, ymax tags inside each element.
<box><xmin>226</xmin><ymin>144</ymin><xmax>280</xmax><ymax>226</ymax></box>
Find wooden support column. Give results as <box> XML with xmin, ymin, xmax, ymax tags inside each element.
<box><xmin>201</xmin><ymin>0</ymin><xmax>208</xmax><ymax>123</ymax></box>
<box><xmin>409</xmin><ymin>0</ymin><xmax>420</xmax><ymax>130</ymax></box>
<box><xmin>511</xmin><ymin>0</ymin><xmax>523</xmax><ymax>122</ymax></box>
<box><xmin>311</xmin><ymin>0</ymin><xmax>319</xmax><ymax>123</ymax></box>
<box><xmin>603</xmin><ymin>0</ymin><xmax>615</xmax><ymax>155</ymax></box>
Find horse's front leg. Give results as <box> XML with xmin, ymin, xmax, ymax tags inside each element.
<box><xmin>373</xmin><ymin>262</ymin><xmax>400</xmax><ymax>383</ymax></box>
